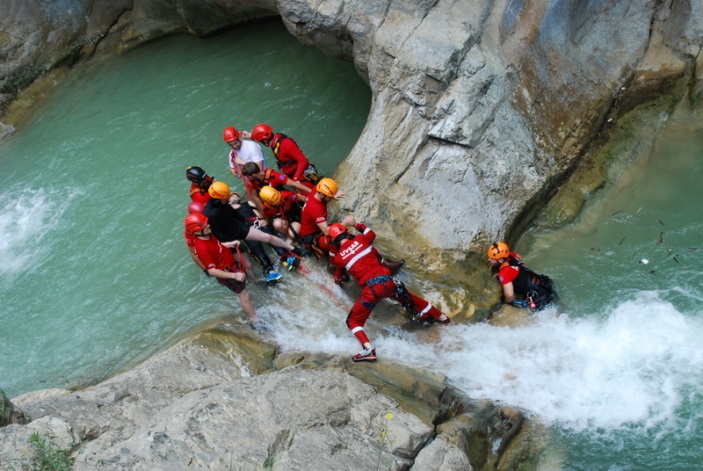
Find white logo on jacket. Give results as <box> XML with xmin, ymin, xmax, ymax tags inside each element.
<box><xmin>339</xmin><ymin>240</ymin><xmax>362</xmax><ymax>258</ymax></box>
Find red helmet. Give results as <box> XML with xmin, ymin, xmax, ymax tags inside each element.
<box><xmin>328</xmin><ymin>223</ymin><xmax>347</xmax><ymax>242</ymax></box>
<box><xmin>187</xmin><ymin>201</ymin><xmax>205</xmax><ymax>214</ymax></box>
<box><xmin>318</xmin><ymin>235</ymin><xmax>330</xmax><ymax>252</ymax></box>
<box><xmin>223</xmin><ymin>126</ymin><xmax>241</xmax><ymax>142</ymax></box>
<box><xmin>251</xmin><ymin>124</ymin><xmax>273</xmax><ymax>143</ymax></box>
<box><xmin>184</xmin><ymin>213</ymin><xmax>208</xmax><ymax>234</ymax></box>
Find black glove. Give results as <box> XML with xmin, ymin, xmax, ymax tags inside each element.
<box><xmin>334</xmin><ymin>272</ymin><xmax>350</xmax><ymax>285</ymax></box>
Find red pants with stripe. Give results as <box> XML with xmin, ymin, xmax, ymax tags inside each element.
<box><xmin>345</xmin><ymin>280</ymin><xmax>442</xmax><ymax>346</ymax></box>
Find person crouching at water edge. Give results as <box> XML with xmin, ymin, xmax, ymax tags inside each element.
<box><xmin>329</xmin><ymin>222</ymin><xmax>450</xmax><ymax>362</ymax></box>
<box><xmin>185</xmin><ymin>212</ymin><xmax>265</xmax><ymax>329</ymax></box>
<box><xmin>486</xmin><ymin>241</ymin><xmax>555</xmax><ymax>310</ymax></box>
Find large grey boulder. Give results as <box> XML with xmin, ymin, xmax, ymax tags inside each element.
<box><xmin>1</xmin><ymin>329</ymin><xmax>538</xmax><ymax>470</ymax></box>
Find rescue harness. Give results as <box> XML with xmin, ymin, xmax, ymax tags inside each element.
<box><xmin>365</xmin><ymin>275</ymin><xmax>420</xmax><ymax>321</ymax></box>
<box><xmin>506</xmin><ymin>255</ymin><xmax>555</xmax><ymax>309</ymax></box>
<box><xmin>271</xmin><ymin>133</ymin><xmax>320</xmax><ymax>184</ymax></box>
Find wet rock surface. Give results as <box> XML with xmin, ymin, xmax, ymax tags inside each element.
<box><xmin>1</xmin><ymin>2</ymin><xmax>701</xmax><ymax>468</ymax></box>
<box><xmin>2</xmin><ymin>328</ymin><xmax>541</xmax><ymax>470</ymax></box>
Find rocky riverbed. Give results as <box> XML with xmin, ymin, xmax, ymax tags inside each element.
<box><xmin>1</xmin><ymin>325</ymin><xmax>542</xmax><ymax>470</ymax></box>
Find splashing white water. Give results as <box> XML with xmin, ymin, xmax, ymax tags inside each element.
<box><xmin>261</xmin><ymin>283</ymin><xmax>703</xmax><ymax>434</ymax></box>
<box><xmin>451</xmin><ymin>296</ymin><xmax>702</xmax><ymax>433</ymax></box>
<box><xmin>438</xmin><ymin>293</ymin><xmax>703</xmax><ymax>432</ymax></box>
<box><xmin>0</xmin><ymin>186</ymin><xmax>80</xmax><ymax>274</ymax></box>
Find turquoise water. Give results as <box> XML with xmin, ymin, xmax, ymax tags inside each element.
<box><xmin>516</xmin><ymin>115</ymin><xmax>703</xmax><ymax>469</ymax></box>
<box><xmin>1</xmin><ymin>18</ymin><xmax>702</xmax><ymax>470</ymax></box>
<box><xmin>0</xmin><ymin>20</ymin><xmax>371</xmax><ymax>396</ymax></box>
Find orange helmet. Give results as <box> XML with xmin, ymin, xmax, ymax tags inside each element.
<box><xmin>328</xmin><ymin>223</ymin><xmax>347</xmax><ymax>242</ymax></box>
<box><xmin>487</xmin><ymin>242</ymin><xmax>510</xmax><ymax>260</ymax></box>
<box><xmin>316</xmin><ymin>178</ymin><xmax>338</xmax><ymax>198</ymax></box>
<box><xmin>223</xmin><ymin>126</ymin><xmax>241</xmax><ymax>142</ymax></box>
<box><xmin>259</xmin><ymin>186</ymin><xmax>281</xmax><ymax>206</ymax></box>
<box><xmin>251</xmin><ymin>123</ymin><xmax>273</xmax><ymax>143</ymax></box>
<box><xmin>187</xmin><ymin>201</ymin><xmax>205</xmax><ymax>214</ymax></box>
<box><xmin>208</xmin><ymin>181</ymin><xmax>231</xmax><ymax>200</ymax></box>
<box><xmin>184</xmin><ymin>213</ymin><xmax>208</xmax><ymax>234</ymax></box>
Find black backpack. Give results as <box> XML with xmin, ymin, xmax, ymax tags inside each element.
<box><xmin>507</xmin><ymin>256</ymin><xmax>555</xmax><ymax>309</ymax></box>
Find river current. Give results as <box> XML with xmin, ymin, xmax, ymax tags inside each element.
<box><xmin>1</xmin><ymin>20</ymin><xmax>701</xmax><ymax>470</ymax></box>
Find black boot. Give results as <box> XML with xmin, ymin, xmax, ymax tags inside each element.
<box><xmin>381</xmin><ymin>258</ymin><xmax>405</xmax><ymax>274</ymax></box>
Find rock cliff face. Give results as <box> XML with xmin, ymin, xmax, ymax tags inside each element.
<box><xmin>1</xmin><ymin>0</ymin><xmax>701</xmax><ymax>302</ymax></box>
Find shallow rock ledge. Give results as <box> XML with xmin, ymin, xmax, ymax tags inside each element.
<box><xmin>1</xmin><ymin>327</ymin><xmax>542</xmax><ymax>470</ymax></box>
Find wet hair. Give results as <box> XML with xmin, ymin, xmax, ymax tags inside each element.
<box><xmin>241</xmin><ymin>162</ymin><xmax>260</xmax><ymax>176</ymax></box>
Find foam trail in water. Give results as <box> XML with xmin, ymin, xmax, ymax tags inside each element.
<box><xmin>0</xmin><ymin>185</ymin><xmax>79</xmax><ymax>274</ymax></box>
<box><xmin>265</xmin><ymin>286</ymin><xmax>703</xmax><ymax>434</ymax></box>
<box><xmin>429</xmin><ymin>292</ymin><xmax>703</xmax><ymax>432</ymax></box>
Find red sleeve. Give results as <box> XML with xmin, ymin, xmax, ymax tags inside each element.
<box><xmin>274</xmin><ymin>172</ymin><xmax>289</xmax><ymax>186</ymax></box>
<box><xmin>357</xmin><ymin>224</ymin><xmax>376</xmax><ymax>245</ymax></box>
<box><xmin>281</xmin><ymin>193</ymin><xmax>299</xmax><ymax>213</ymax></box>
<box><xmin>185</xmin><ymin>231</ymin><xmax>196</xmax><ymax>247</ymax></box>
<box><xmin>498</xmin><ymin>266</ymin><xmax>519</xmax><ymax>285</ymax></box>
<box><xmin>281</xmin><ymin>139</ymin><xmax>309</xmax><ymax>181</ymax></box>
<box><xmin>332</xmin><ymin>252</ymin><xmax>344</xmax><ymax>280</ymax></box>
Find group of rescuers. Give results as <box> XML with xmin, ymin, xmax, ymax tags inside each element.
<box><xmin>183</xmin><ymin>124</ymin><xmax>555</xmax><ymax>362</ymax></box>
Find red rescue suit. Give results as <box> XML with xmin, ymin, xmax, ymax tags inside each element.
<box><xmin>332</xmin><ymin>224</ymin><xmax>443</xmax><ymax>346</ymax></box>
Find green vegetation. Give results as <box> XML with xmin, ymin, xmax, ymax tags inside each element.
<box><xmin>262</xmin><ymin>455</ymin><xmax>275</xmax><ymax>470</ymax></box>
<box><xmin>228</xmin><ymin>453</ymin><xmax>276</xmax><ymax>471</ymax></box>
<box><xmin>376</xmin><ymin>412</ymin><xmax>395</xmax><ymax>470</ymax></box>
<box><xmin>28</xmin><ymin>433</ymin><xmax>74</xmax><ymax>471</ymax></box>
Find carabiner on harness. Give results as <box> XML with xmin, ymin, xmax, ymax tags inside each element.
<box><xmin>526</xmin><ymin>290</ymin><xmax>538</xmax><ymax>309</ymax></box>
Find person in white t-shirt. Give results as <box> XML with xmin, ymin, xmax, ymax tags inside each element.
<box><xmin>223</xmin><ymin>126</ymin><xmax>266</xmax><ymax>201</ymax></box>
